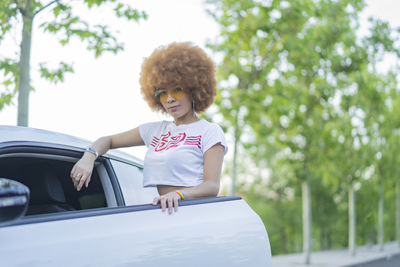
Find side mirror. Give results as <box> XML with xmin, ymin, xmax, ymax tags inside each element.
<box><xmin>0</xmin><ymin>178</ymin><xmax>30</xmax><ymax>225</ymax></box>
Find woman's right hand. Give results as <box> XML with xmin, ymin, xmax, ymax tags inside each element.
<box><xmin>69</xmin><ymin>129</ymin><xmax>143</xmax><ymax>191</ymax></box>
<box><xmin>70</xmin><ymin>152</ymin><xmax>96</xmax><ymax>191</ymax></box>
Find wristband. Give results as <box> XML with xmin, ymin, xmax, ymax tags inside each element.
<box><xmin>86</xmin><ymin>147</ymin><xmax>98</xmax><ymax>159</ymax></box>
<box><xmin>175</xmin><ymin>190</ymin><xmax>184</xmax><ymax>200</ymax></box>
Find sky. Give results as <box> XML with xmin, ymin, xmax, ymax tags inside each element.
<box><xmin>0</xmin><ymin>0</ymin><xmax>219</xmax><ymax>158</ymax></box>
<box><xmin>1</xmin><ymin>0</ymin><xmax>400</xmax><ymax>161</ymax></box>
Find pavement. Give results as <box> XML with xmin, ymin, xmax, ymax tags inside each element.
<box><xmin>271</xmin><ymin>241</ymin><xmax>400</xmax><ymax>267</ymax></box>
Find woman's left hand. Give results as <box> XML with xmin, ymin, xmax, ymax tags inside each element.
<box><xmin>152</xmin><ymin>191</ymin><xmax>181</xmax><ymax>214</ymax></box>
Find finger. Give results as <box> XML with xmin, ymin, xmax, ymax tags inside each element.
<box><xmin>72</xmin><ymin>171</ymin><xmax>80</xmax><ymax>181</ymax></box>
<box><xmin>77</xmin><ymin>175</ymin><xmax>86</xmax><ymax>191</ymax></box>
<box><xmin>70</xmin><ymin>165</ymin><xmax>76</xmax><ymax>177</ymax></box>
<box><xmin>160</xmin><ymin>198</ymin><xmax>166</xmax><ymax>212</ymax></box>
<box><xmin>152</xmin><ymin>197</ymin><xmax>159</xmax><ymax>206</ymax></box>
<box><xmin>85</xmin><ymin>176</ymin><xmax>91</xmax><ymax>188</ymax></box>
<box><xmin>74</xmin><ymin>174</ymin><xmax>81</xmax><ymax>183</ymax></box>
<box><xmin>174</xmin><ymin>197</ymin><xmax>179</xmax><ymax>212</ymax></box>
<box><xmin>168</xmin><ymin>198</ymin><xmax>173</xmax><ymax>214</ymax></box>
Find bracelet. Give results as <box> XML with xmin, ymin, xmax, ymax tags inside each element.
<box><xmin>175</xmin><ymin>190</ymin><xmax>185</xmax><ymax>200</ymax></box>
<box><xmin>86</xmin><ymin>147</ymin><xmax>98</xmax><ymax>159</ymax></box>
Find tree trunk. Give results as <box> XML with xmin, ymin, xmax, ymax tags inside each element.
<box><xmin>280</xmin><ymin>226</ymin><xmax>287</xmax><ymax>254</ymax></box>
<box><xmin>320</xmin><ymin>222</ymin><xmax>325</xmax><ymax>250</ymax></box>
<box><xmin>349</xmin><ymin>182</ymin><xmax>356</xmax><ymax>256</ymax></box>
<box><xmin>396</xmin><ymin>182</ymin><xmax>400</xmax><ymax>247</ymax></box>
<box><xmin>17</xmin><ymin>2</ymin><xmax>34</xmax><ymax>126</ymax></box>
<box><xmin>327</xmin><ymin>232</ymin><xmax>332</xmax><ymax>249</ymax></box>
<box><xmin>231</xmin><ymin>112</ymin><xmax>239</xmax><ymax>195</ymax></box>
<box><xmin>378</xmin><ymin>182</ymin><xmax>384</xmax><ymax>251</ymax></box>
<box><xmin>302</xmin><ymin>180</ymin><xmax>312</xmax><ymax>264</ymax></box>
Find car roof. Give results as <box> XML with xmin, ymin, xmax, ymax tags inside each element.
<box><xmin>0</xmin><ymin>125</ymin><xmax>143</xmax><ymax>165</ymax></box>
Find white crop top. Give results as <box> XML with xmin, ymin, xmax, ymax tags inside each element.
<box><xmin>139</xmin><ymin>119</ymin><xmax>227</xmax><ymax>187</ymax></box>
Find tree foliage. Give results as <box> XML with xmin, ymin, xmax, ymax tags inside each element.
<box><xmin>0</xmin><ymin>0</ymin><xmax>147</xmax><ymax>124</ymax></box>
<box><xmin>207</xmin><ymin>0</ymin><xmax>400</xmax><ymax>255</ymax></box>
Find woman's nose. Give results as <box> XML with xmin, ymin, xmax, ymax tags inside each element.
<box><xmin>166</xmin><ymin>92</ymin><xmax>175</xmax><ymax>102</ymax></box>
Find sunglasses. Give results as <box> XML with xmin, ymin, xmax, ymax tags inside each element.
<box><xmin>154</xmin><ymin>87</ymin><xmax>185</xmax><ymax>103</ymax></box>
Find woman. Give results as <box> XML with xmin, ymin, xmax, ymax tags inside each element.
<box><xmin>70</xmin><ymin>42</ymin><xmax>227</xmax><ymax>214</ymax></box>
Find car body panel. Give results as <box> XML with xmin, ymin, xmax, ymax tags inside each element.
<box><xmin>0</xmin><ymin>199</ymin><xmax>271</xmax><ymax>266</ymax></box>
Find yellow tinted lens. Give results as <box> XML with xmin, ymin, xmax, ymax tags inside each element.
<box><xmin>155</xmin><ymin>90</ymin><xmax>167</xmax><ymax>102</ymax></box>
<box><xmin>158</xmin><ymin>88</ymin><xmax>184</xmax><ymax>102</ymax></box>
<box><xmin>158</xmin><ymin>91</ymin><xmax>168</xmax><ymax>102</ymax></box>
<box><xmin>171</xmin><ymin>88</ymin><xmax>184</xmax><ymax>100</ymax></box>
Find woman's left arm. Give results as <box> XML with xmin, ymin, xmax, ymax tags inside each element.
<box><xmin>152</xmin><ymin>144</ymin><xmax>225</xmax><ymax>214</ymax></box>
<box><xmin>180</xmin><ymin>143</ymin><xmax>225</xmax><ymax>198</ymax></box>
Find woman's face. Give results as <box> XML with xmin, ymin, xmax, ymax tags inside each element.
<box><xmin>155</xmin><ymin>87</ymin><xmax>193</xmax><ymax>123</ymax></box>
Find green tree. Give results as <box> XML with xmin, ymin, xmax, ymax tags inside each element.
<box><xmin>207</xmin><ymin>0</ymin><xmax>366</xmax><ymax>262</ymax></box>
<box><xmin>358</xmin><ymin>18</ymin><xmax>400</xmax><ymax>251</ymax></box>
<box><xmin>0</xmin><ymin>0</ymin><xmax>146</xmax><ymax>125</ymax></box>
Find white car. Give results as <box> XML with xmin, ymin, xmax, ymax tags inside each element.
<box><xmin>0</xmin><ymin>125</ymin><xmax>272</xmax><ymax>266</ymax></box>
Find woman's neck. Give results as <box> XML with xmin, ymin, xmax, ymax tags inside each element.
<box><xmin>174</xmin><ymin>113</ymin><xmax>199</xmax><ymax>125</ymax></box>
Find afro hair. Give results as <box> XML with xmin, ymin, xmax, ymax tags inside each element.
<box><xmin>139</xmin><ymin>42</ymin><xmax>216</xmax><ymax>114</ymax></box>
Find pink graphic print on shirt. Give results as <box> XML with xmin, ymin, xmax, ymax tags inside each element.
<box><xmin>150</xmin><ymin>131</ymin><xmax>201</xmax><ymax>151</ymax></box>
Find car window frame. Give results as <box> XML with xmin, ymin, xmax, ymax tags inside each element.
<box><xmin>0</xmin><ymin>141</ymin><xmax>125</xmax><ymax>207</ymax></box>
<box><xmin>0</xmin><ymin>141</ymin><xmax>242</xmax><ymax>228</ymax></box>
<box><xmin>109</xmin><ymin>159</ymin><xmax>159</xmax><ymax>206</ymax></box>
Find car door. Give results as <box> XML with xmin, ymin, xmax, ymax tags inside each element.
<box><xmin>0</xmin><ymin>196</ymin><xmax>271</xmax><ymax>267</ymax></box>
<box><xmin>0</xmin><ymin>142</ymin><xmax>271</xmax><ymax>266</ymax></box>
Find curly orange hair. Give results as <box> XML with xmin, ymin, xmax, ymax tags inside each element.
<box><xmin>139</xmin><ymin>42</ymin><xmax>216</xmax><ymax>113</ymax></box>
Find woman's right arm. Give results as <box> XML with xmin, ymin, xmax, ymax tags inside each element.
<box><xmin>70</xmin><ymin>127</ymin><xmax>144</xmax><ymax>191</ymax></box>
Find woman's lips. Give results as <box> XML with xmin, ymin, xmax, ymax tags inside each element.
<box><xmin>168</xmin><ymin>105</ymin><xmax>179</xmax><ymax>112</ymax></box>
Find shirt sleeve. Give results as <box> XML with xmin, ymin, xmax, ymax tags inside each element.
<box><xmin>202</xmin><ymin>123</ymin><xmax>228</xmax><ymax>155</ymax></box>
<box><xmin>139</xmin><ymin>121</ymin><xmax>162</xmax><ymax>147</ymax></box>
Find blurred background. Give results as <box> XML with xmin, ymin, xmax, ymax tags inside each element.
<box><xmin>1</xmin><ymin>0</ymin><xmax>400</xmax><ymax>260</ymax></box>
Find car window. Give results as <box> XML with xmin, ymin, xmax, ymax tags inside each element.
<box><xmin>110</xmin><ymin>159</ymin><xmax>158</xmax><ymax>205</ymax></box>
<box><xmin>0</xmin><ymin>155</ymin><xmax>108</xmax><ymax>216</ymax></box>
